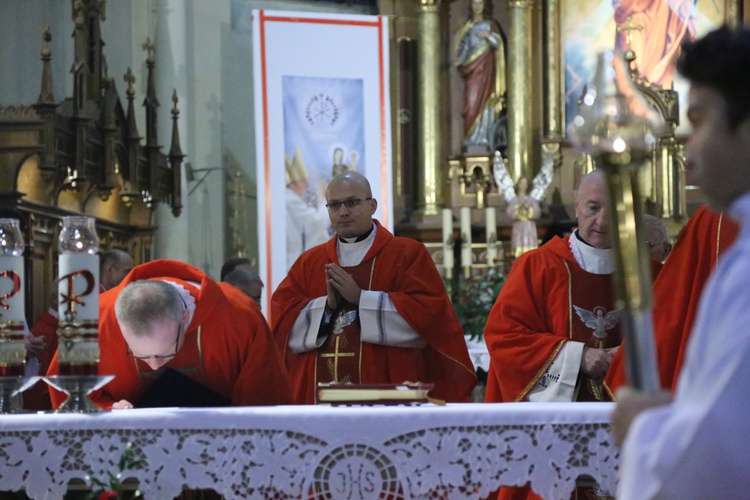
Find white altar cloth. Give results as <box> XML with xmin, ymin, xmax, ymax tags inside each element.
<box><xmin>0</xmin><ymin>403</ymin><xmax>619</xmax><ymax>499</ymax></box>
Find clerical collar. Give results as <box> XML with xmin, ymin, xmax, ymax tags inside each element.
<box><xmin>161</xmin><ymin>280</ymin><xmax>199</xmax><ymax>327</ymax></box>
<box><xmin>569</xmin><ymin>229</ymin><xmax>614</xmax><ymax>274</ymax></box>
<box><xmin>337</xmin><ymin>223</ymin><xmax>378</xmax><ymax>267</ymax></box>
<box><xmin>339</xmin><ymin>223</ymin><xmax>375</xmax><ymax>244</ymax></box>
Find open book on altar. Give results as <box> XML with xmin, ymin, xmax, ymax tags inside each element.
<box><xmin>316</xmin><ymin>382</ymin><xmax>440</xmax><ymax>405</ymax></box>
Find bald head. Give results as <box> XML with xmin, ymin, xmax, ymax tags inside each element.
<box><xmin>325</xmin><ymin>171</ymin><xmax>377</xmax><ymax>239</ymax></box>
<box><xmin>575</xmin><ymin>169</ymin><xmax>611</xmax><ymax>249</ymax></box>
<box><xmin>643</xmin><ymin>214</ymin><xmax>672</xmax><ymax>262</ymax></box>
<box><xmin>100</xmin><ymin>249</ymin><xmax>134</xmax><ymax>290</ymax></box>
<box><xmin>326</xmin><ymin>171</ymin><xmax>373</xmax><ymax>199</ymax></box>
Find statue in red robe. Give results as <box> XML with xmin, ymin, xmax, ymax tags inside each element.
<box><xmin>454</xmin><ymin>0</ymin><xmax>506</xmax><ymax>149</ymax></box>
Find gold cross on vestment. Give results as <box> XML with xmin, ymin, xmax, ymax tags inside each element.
<box><xmin>616</xmin><ymin>16</ymin><xmax>644</xmax><ymax>53</ymax></box>
<box><xmin>321</xmin><ymin>336</ymin><xmax>355</xmax><ymax>383</ymax></box>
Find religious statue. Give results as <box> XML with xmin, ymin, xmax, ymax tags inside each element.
<box><xmin>454</xmin><ymin>0</ymin><xmax>507</xmax><ymax>150</ymax></box>
<box><xmin>493</xmin><ymin>151</ymin><xmax>554</xmax><ymax>257</ymax></box>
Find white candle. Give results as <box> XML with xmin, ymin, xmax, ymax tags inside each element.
<box><xmin>460</xmin><ymin>207</ymin><xmax>472</xmax><ymax>268</ymax></box>
<box><xmin>58</xmin><ymin>254</ymin><xmax>100</xmax><ymax>322</ymax></box>
<box><xmin>442</xmin><ymin>209</ymin><xmax>454</xmax><ymax>271</ymax></box>
<box><xmin>0</xmin><ymin>256</ymin><xmax>25</xmax><ymax>323</ymax></box>
<box><xmin>486</xmin><ymin>207</ymin><xmax>497</xmax><ymax>265</ymax></box>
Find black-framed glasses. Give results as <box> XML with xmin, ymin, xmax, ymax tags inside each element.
<box><xmin>325</xmin><ymin>198</ymin><xmax>372</xmax><ymax>211</ymax></box>
<box><xmin>126</xmin><ymin>323</ymin><xmax>181</xmax><ymax>361</ymax></box>
<box><xmin>645</xmin><ymin>240</ymin><xmax>667</xmax><ymax>248</ymax></box>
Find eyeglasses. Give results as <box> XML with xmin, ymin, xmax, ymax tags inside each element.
<box><xmin>126</xmin><ymin>323</ymin><xmax>181</xmax><ymax>361</ymax></box>
<box><xmin>325</xmin><ymin>198</ymin><xmax>372</xmax><ymax>211</ymax></box>
<box><xmin>645</xmin><ymin>240</ymin><xmax>667</xmax><ymax>248</ymax></box>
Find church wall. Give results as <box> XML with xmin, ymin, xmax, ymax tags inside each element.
<box><xmin>0</xmin><ymin>0</ymin><xmax>73</xmax><ymax>104</ymax></box>
<box><xmin>218</xmin><ymin>0</ymin><xmax>377</xmax><ymax>277</ymax></box>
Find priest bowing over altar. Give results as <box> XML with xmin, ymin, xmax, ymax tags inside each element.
<box><xmin>47</xmin><ymin>260</ymin><xmax>292</xmax><ymax>410</ymax></box>
<box><xmin>272</xmin><ymin>172</ymin><xmax>477</xmax><ymax>404</ymax></box>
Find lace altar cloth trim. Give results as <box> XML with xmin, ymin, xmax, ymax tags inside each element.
<box><xmin>0</xmin><ymin>403</ymin><xmax>619</xmax><ymax>499</ymax></box>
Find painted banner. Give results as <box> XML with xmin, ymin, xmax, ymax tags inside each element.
<box><xmin>252</xmin><ymin>10</ymin><xmax>392</xmax><ymax>318</ymax></box>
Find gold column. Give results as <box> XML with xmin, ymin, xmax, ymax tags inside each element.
<box><xmin>543</xmin><ymin>0</ymin><xmax>563</xmax><ymax>139</ymax></box>
<box><xmin>507</xmin><ymin>0</ymin><xmax>535</xmax><ymax>182</ymax></box>
<box><xmin>416</xmin><ymin>0</ymin><xmax>442</xmax><ymax>215</ymax></box>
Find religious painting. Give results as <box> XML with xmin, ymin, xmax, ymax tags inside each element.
<box><xmin>252</xmin><ymin>10</ymin><xmax>392</xmax><ymax>317</ymax></box>
<box><xmin>562</xmin><ymin>0</ymin><xmax>731</xmax><ymax>135</ymax></box>
<box><xmin>281</xmin><ymin>75</ymin><xmax>366</xmax><ymax>270</ymax></box>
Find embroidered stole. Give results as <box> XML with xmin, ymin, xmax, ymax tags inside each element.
<box><xmin>315</xmin><ymin>258</ymin><xmax>376</xmax><ymax>385</ymax></box>
<box><xmin>565</xmin><ymin>262</ymin><xmax>621</xmax><ymax>401</ymax></box>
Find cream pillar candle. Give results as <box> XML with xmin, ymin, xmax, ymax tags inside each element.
<box><xmin>460</xmin><ymin>207</ymin><xmax>472</xmax><ymax>268</ymax></box>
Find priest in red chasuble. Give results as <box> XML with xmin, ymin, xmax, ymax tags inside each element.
<box><xmin>48</xmin><ymin>260</ymin><xmax>292</xmax><ymax>410</ymax></box>
<box><xmin>485</xmin><ymin>169</ymin><xmax>619</xmax><ymax>499</ymax></box>
<box><xmin>272</xmin><ymin>171</ymin><xmax>476</xmax><ymax>405</ymax></box>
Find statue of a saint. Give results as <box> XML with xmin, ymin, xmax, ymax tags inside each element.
<box><xmin>506</xmin><ymin>177</ymin><xmax>541</xmax><ymax>257</ymax></box>
<box><xmin>454</xmin><ymin>0</ymin><xmax>507</xmax><ymax>150</ymax></box>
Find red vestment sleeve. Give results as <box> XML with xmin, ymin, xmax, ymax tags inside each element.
<box><xmin>606</xmin><ymin>206</ymin><xmax>740</xmax><ymax>393</ymax></box>
<box><xmin>484</xmin><ymin>238</ymin><xmax>575</xmax><ymax>402</ymax></box>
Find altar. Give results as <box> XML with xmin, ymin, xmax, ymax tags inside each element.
<box><xmin>0</xmin><ymin>403</ymin><xmax>619</xmax><ymax>499</ymax></box>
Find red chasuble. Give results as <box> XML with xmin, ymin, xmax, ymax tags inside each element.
<box><xmin>485</xmin><ymin>235</ymin><xmax>620</xmax><ymax>500</ymax></box>
<box><xmin>48</xmin><ymin>259</ymin><xmax>292</xmax><ymax>409</ymax></box>
<box><xmin>484</xmin><ymin>235</ymin><xmax>621</xmax><ymax>404</ymax></box>
<box><xmin>272</xmin><ymin>220</ymin><xmax>477</xmax><ymax>405</ymax></box>
<box><xmin>606</xmin><ymin>206</ymin><xmax>740</xmax><ymax>392</ymax></box>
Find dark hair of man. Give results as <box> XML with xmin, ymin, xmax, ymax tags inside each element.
<box><xmin>223</xmin><ymin>269</ymin><xmax>263</xmax><ymax>288</ymax></box>
<box><xmin>677</xmin><ymin>25</ymin><xmax>750</xmax><ymax>130</ymax></box>
<box><xmin>220</xmin><ymin>257</ymin><xmax>251</xmax><ymax>281</ymax></box>
<box><xmin>114</xmin><ymin>281</ymin><xmax>183</xmax><ymax>336</ymax></box>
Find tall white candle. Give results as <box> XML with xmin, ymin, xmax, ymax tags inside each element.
<box><xmin>442</xmin><ymin>208</ymin><xmax>454</xmax><ymax>271</ymax></box>
<box><xmin>460</xmin><ymin>207</ymin><xmax>472</xmax><ymax>268</ymax></box>
<box><xmin>486</xmin><ymin>207</ymin><xmax>497</xmax><ymax>265</ymax></box>
<box><xmin>0</xmin><ymin>256</ymin><xmax>25</xmax><ymax>323</ymax></box>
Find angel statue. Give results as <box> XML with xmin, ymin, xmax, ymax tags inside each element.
<box><xmin>493</xmin><ymin>151</ymin><xmax>554</xmax><ymax>257</ymax></box>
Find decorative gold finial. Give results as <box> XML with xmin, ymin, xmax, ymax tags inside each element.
<box><xmin>41</xmin><ymin>26</ymin><xmax>52</xmax><ymax>58</ymax></box>
<box><xmin>171</xmin><ymin>89</ymin><xmax>180</xmax><ymax>117</ymax></box>
<box><xmin>616</xmin><ymin>16</ymin><xmax>644</xmax><ymax>63</ymax></box>
<box><xmin>124</xmin><ymin>68</ymin><xmax>135</xmax><ymax>97</ymax></box>
<box><xmin>73</xmin><ymin>0</ymin><xmax>85</xmax><ymax>27</ymax></box>
<box><xmin>142</xmin><ymin>37</ymin><xmax>156</xmax><ymax>61</ymax></box>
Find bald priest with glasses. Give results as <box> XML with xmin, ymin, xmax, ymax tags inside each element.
<box><xmin>272</xmin><ymin>171</ymin><xmax>476</xmax><ymax>404</ymax></box>
<box><xmin>48</xmin><ymin>259</ymin><xmax>292</xmax><ymax>409</ymax></box>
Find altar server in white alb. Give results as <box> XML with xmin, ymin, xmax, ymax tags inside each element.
<box><xmin>612</xmin><ymin>25</ymin><xmax>750</xmax><ymax>499</ymax></box>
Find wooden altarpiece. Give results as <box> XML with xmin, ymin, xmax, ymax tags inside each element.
<box><xmin>0</xmin><ymin>1</ymin><xmax>183</xmax><ymax>321</ymax></box>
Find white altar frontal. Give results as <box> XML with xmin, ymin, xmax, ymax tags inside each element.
<box><xmin>0</xmin><ymin>403</ymin><xmax>619</xmax><ymax>500</ymax></box>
